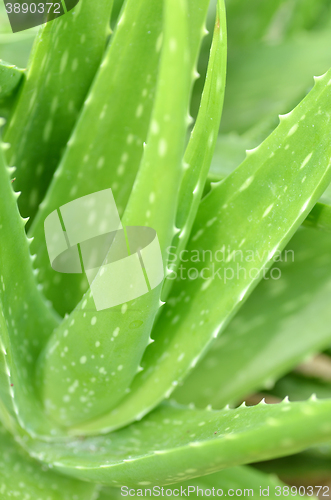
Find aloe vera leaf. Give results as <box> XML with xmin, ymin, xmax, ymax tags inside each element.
<box><xmin>37</xmin><ymin>0</ymin><xmax>192</xmax><ymax>428</ymax></box>
<box><xmin>4</xmin><ymin>0</ymin><xmax>114</xmax><ymax>222</ymax></box>
<box><xmin>0</xmin><ymin>60</ymin><xmax>24</xmax><ymax>98</ymax></box>
<box><xmin>0</xmin><ymin>422</ymin><xmax>97</xmax><ymax>500</ymax></box>
<box><xmin>16</xmin><ymin>398</ymin><xmax>331</xmax><ymax>486</ymax></box>
<box><xmin>74</xmin><ymin>68</ymin><xmax>331</xmax><ymax>435</ymax></box>
<box><xmin>162</xmin><ymin>0</ymin><xmax>227</xmax><ymax>299</ymax></box>
<box><xmin>208</xmin><ymin>134</ymin><xmax>331</xmax><ymax>235</ymax></box>
<box><xmin>173</xmin><ymin>228</ymin><xmax>331</xmax><ymax>409</ymax></box>
<box><xmin>207</xmin><ymin>130</ymin><xmax>331</xmax><ymax>235</ymax></box>
<box><xmin>221</xmin><ymin>28</ymin><xmax>331</xmax><ymax>134</ymax></box>
<box><xmin>29</xmin><ymin>0</ymin><xmax>164</xmax><ymax>316</ymax></box>
<box><xmin>100</xmin><ymin>466</ymin><xmax>300</xmax><ymax>499</ymax></box>
<box><xmin>29</xmin><ymin>0</ymin><xmax>210</xmax><ymax>317</ymax></box>
<box><xmin>0</xmin><ymin>137</ymin><xmax>64</xmax><ymax>438</ymax></box>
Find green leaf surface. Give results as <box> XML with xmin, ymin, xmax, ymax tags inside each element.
<box><xmin>162</xmin><ymin>0</ymin><xmax>227</xmax><ymax>299</ymax></box>
<box><xmin>208</xmin><ymin>133</ymin><xmax>331</xmax><ymax>236</ymax></box>
<box><xmin>0</xmin><ymin>59</ymin><xmax>24</xmax><ymax>99</ymax></box>
<box><xmin>29</xmin><ymin>0</ymin><xmax>210</xmax><ymax>317</ymax></box>
<box><xmin>0</xmin><ymin>139</ymin><xmax>66</xmax><ymax>438</ymax></box>
<box><xmin>4</xmin><ymin>0</ymin><xmax>114</xmax><ymax>221</ymax></box>
<box><xmin>74</xmin><ymin>68</ymin><xmax>331</xmax><ymax>435</ymax></box>
<box><xmin>17</xmin><ymin>399</ymin><xmax>331</xmax><ymax>487</ymax></box>
<box><xmin>304</xmin><ymin>202</ymin><xmax>331</xmax><ymax>233</ymax></box>
<box><xmin>100</xmin><ymin>466</ymin><xmax>303</xmax><ymax>499</ymax></box>
<box><xmin>174</xmin><ymin>228</ymin><xmax>331</xmax><ymax>408</ymax></box>
<box><xmin>0</xmin><ymin>422</ymin><xmax>97</xmax><ymax>500</ymax></box>
<box><xmin>37</xmin><ymin>0</ymin><xmax>192</xmax><ymax>427</ymax></box>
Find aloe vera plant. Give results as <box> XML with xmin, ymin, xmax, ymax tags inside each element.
<box><xmin>2</xmin><ymin>0</ymin><xmax>331</xmax><ymax>497</ymax></box>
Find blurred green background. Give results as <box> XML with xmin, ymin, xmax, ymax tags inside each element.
<box><xmin>0</xmin><ymin>2</ymin><xmax>36</xmax><ymax>67</ymax></box>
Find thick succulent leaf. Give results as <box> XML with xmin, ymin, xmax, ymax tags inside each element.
<box><xmin>221</xmin><ymin>28</ymin><xmax>331</xmax><ymax>134</ymax></box>
<box><xmin>17</xmin><ymin>399</ymin><xmax>331</xmax><ymax>487</ymax></box>
<box><xmin>174</xmin><ymin>228</ymin><xmax>331</xmax><ymax>408</ymax></box>
<box><xmin>37</xmin><ymin>0</ymin><xmax>192</xmax><ymax>427</ymax></box>
<box><xmin>74</xmin><ymin>68</ymin><xmax>331</xmax><ymax>435</ymax></box>
<box><xmin>99</xmin><ymin>466</ymin><xmax>301</xmax><ymax>499</ymax></box>
<box><xmin>162</xmin><ymin>0</ymin><xmax>227</xmax><ymax>299</ymax></box>
<box><xmin>0</xmin><ymin>60</ymin><xmax>24</xmax><ymax>99</ymax></box>
<box><xmin>0</xmin><ymin>422</ymin><xmax>97</xmax><ymax>500</ymax></box>
<box><xmin>4</xmin><ymin>0</ymin><xmax>114</xmax><ymax>221</ymax></box>
<box><xmin>208</xmin><ymin>133</ymin><xmax>331</xmax><ymax>236</ymax></box>
<box><xmin>0</xmin><ymin>138</ymin><xmax>63</xmax><ymax>438</ymax></box>
<box><xmin>29</xmin><ymin>0</ymin><xmax>210</xmax><ymax>317</ymax></box>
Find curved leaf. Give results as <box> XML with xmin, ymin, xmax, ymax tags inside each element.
<box><xmin>174</xmin><ymin>228</ymin><xmax>331</xmax><ymax>408</ymax></box>
<box><xmin>4</xmin><ymin>0</ymin><xmax>114</xmax><ymax>221</ymax></box>
<box><xmin>0</xmin><ymin>137</ymin><xmax>62</xmax><ymax>439</ymax></box>
<box><xmin>162</xmin><ymin>0</ymin><xmax>227</xmax><ymax>299</ymax></box>
<box><xmin>208</xmin><ymin>134</ymin><xmax>331</xmax><ymax>235</ymax></box>
<box><xmin>74</xmin><ymin>67</ymin><xmax>331</xmax><ymax>435</ymax></box>
<box><xmin>17</xmin><ymin>399</ymin><xmax>331</xmax><ymax>487</ymax></box>
<box><xmin>29</xmin><ymin>0</ymin><xmax>210</xmax><ymax>316</ymax></box>
<box><xmin>0</xmin><ymin>422</ymin><xmax>97</xmax><ymax>500</ymax></box>
<box><xmin>37</xmin><ymin>0</ymin><xmax>192</xmax><ymax>427</ymax></box>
